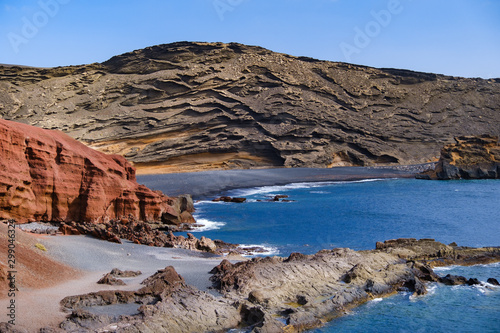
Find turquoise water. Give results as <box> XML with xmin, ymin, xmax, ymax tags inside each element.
<box><xmin>147</xmin><ymin>177</ymin><xmax>500</xmax><ymax>332</ymax></box>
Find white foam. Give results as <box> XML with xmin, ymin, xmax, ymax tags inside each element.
<box><xmin>230</xmin><ymin>178</ymin><xmax>387</xmax><ymax>197</ymax></box>
<box><xmin>433</xmin><ymin>265</ymin><xmax>458</xmax><ymax>272</ymax></box>
<box><xmin>237</xmin><ymin>244</ymin><xmax>280</xmax><ymax>257</ymax></box>
<box><xmin>426</xmin><ymin>283</ymin><xmax>438</xmax><ymax>295</ymax></box>
<box><xmin>190</xmin><ymin>217</ymin><xmax>226</xmax><ymax>232</ymax></box>
<box><xmin>195</xmin><ymin>200</ymin><xmax>225</xmax><ymax>205</ymax></box>
<box><xmin>483</xmin><ymin>281</ymin><xmax>500</xmax><ymax>289</ymax></box>
<box><xmin>370</xmin><ymin>297</ymin><xmax>384</xmax><ymax>303</ymax></box>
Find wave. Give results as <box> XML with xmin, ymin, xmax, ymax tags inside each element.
<box><xmin>229</xmin><ymin>178</ymin><xmax>387</xmax><ymax>197</ymax></box>
<box><xmin>190</xmin><ymin>217</ymin><xmax>226</xmax><ymax>232</ymax></box>
<box><xmin>370</xmin><ymin>297</ymin><xmax>384</xmax><ymax>303</ymax></box>
<box><xmin>434</xmin><ymin>262</ymin><xmax>500</xmax><ymax>273</ymax></box>
<box><xmin>237</xmin><ymin>244</ymin><xmax>280</xmax><ymax>257</ymax></box>
<box><xmin>194</xmin><ymin>200</ymin><xmax>225</xmax><ymax>205</ymax></box>
<box><xmin>433</xmin><ymin>265</ymin><xmax>459</xmax><ymax>272</ymax></box>
<box><xmin>426</xmin><ymin>283</ymin><xmax>439</xmax><ymax>295</ymax></box>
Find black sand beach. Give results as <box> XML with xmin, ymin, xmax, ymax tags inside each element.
<box><xmin>137</xmin><ymin>165</ymin><xmax>433</xmax><ymax>199</ymax></box>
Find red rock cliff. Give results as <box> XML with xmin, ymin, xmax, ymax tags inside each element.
<box><xmin>0</xmin><ymin>119</ymin><xmax>183</xmax><ymax>223</ymax></box>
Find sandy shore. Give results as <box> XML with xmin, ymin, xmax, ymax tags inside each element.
<box><xmin>0</xmin><ymin>232</ymin><xmax>232</xmax><ymax>332</ymax></box>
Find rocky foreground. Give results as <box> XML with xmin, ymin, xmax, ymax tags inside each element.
<box><xmin>8</xmin><ymin>238</ymin><xmax>495</xmax><ymax>333</ymax></box>
<box><xmin>2</xmin><ymin>42</ymin><xmax>499</xmax><ymax>173</ymax></box>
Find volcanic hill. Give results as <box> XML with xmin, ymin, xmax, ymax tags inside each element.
<box><xmin>1</xmin><ymin>42</ymin><xmax>499</xmax><ymax>173</ymax></box>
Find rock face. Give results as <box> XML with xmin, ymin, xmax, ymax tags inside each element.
<box><xmin>0</xmin><ymin>119</ymin><xmax>193</xmax><ymax>224</ymax></box>
<box><xmin>56</xmin><ymin>239</ymin><xmax>500</xmax><ymax>333</ymax></box>
<box><xmin>417</xmin><ymin>135</ymin><xmax>500</xmax><ymax>179</ymax></box>
<box><xmin>1</xmin><ymin>42</ymin><xmax>499</xmax><ymax>173</ymax></box>
<box><xmin>60</xmin><ymin>266</ymin><xmax>241</xmax><ymax>333</ymax></box>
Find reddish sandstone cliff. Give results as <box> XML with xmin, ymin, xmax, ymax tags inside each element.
<box><xmin>0</xmin><ymin>119</ymin><xmax>185</xmax><ymax>223</ymax></box>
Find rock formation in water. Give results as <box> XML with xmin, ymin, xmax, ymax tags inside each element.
<box><xmin>53</xmin><ymin>239</ymin><xmax>500</xmax><ymax>333</ymax></box>
<box><xmin>0</xmin><ymin>119</ymin><xmax>194</xmax><ymax>224</ymax></box>
<box><xmin>1</xmin><ymin>42</ymin><xmax>499</xmax><ymax>173</ymax></box>
<box><xmin>417</xmin><ymin>135</ymin><xmax>500</xmax><ymax>179</ymax></box>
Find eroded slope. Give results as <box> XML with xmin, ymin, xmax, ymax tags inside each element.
<box><xmin>1</xmin><ymin>42</ymin><xmax>499</xmax><ymax>173</ymax></box>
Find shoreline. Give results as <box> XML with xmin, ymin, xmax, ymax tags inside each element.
<box><xmin>137</xmin><ymin>164</ymin><xmax>433</xmax><ymax>199</ymax></box>
<box><xmin>9</xmin><ymin>164</ymin><xmax>500</xmax><ymax>333</ymax></box>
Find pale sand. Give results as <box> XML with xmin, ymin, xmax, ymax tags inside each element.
<box><xmin>0</xmin><ymin>232</ymin><xmax>230</xmax><ymax>332</ymax></box>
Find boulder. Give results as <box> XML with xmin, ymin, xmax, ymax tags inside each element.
<box><xmin>439</xmin><ymin>274</ymin><xmax>468</xmax><ymax>286</ymax></box>
<box><xmin>213</xmin><ymin>196</ymin><xmax>247</xmax><ymax>203</ymax></box>
<box><xmin>487</xmin><ymin>278</ymin><xmax>500</xmax><ymax>286</ymax></box>
<box><xmin>97</xmin><ymin>273</ymin><xmax>126</xmax><ymax>286</ymax></box>
<box><xmin>110</xmin><ymin>268</ymin><xmax>142</xmax><ymax>277</ymax></box>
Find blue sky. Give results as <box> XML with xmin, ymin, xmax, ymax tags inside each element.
<box><xmin>1</xmin><ymin>0</ymin><xmax>499</xmax><ymax>78</ymax></box>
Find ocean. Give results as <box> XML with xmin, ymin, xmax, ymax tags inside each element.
<box><xmin>141</xmin><ymin>176</ymin><xmax>500</xmax><ymax>332</ymax></box>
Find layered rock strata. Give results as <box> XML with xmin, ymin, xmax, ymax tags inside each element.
<box><xmin>53</xmin><ymin>239</ymin><xmax>500</xmax><ymax>333</ymax></box>
<box><xmin>2</xmin><ymin>42</ymin><xmax>499</xmax><ymax>173</ymax></box>
<box><xmin>0</xmin><ymin>119</ymin><xmax>194</xmax><ymax>225</ymax></box>
<box><xmin>417</xmin><ymin>135</ymin><xmax>500</xmax><ymax>179</ymax></box>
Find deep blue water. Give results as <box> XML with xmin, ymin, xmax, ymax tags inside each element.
<box><xmin>315</xmin><ymin>263</ymin><xmax>500</xmax><ymax>333</ymax></box>
<box><xmin>144</xmin><ymin>177</ymin><xmax>500</xmax><ymax>332</ymax></box>
<box><xmin>190</xmin><ymin>179</ymin><xmax>500</xmax><ymax>256</ymax></box>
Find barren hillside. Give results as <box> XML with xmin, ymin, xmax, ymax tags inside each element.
<box><xmin>1</xmin><ymin>42</ymin><xmax>499</xmax><ymax>173</ymax></box>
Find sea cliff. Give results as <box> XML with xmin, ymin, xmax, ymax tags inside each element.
<box><xmin>0</xmin><ymin>119</ymin><xmax>193</xmax><ymax>224</ymax></box>
<box><xmin>417</xmin><ymin>135</ymin><xmax>500</xmax><ymax>179</ymax></box>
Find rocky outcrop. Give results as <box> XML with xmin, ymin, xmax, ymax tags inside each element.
<box><xmin>2</xmin><ymin>42</ymin><xmax>499</xmax><ymax>173</ymax></box>
<box><xmin>417</xmin><ymin>135</ymin><xmax>500</xmax><ymax>179</ymax></box>
<box><xmin>210</xmin><ymin>239</ymin><xmax>500</xmax><ymax>332</ymax></box>
<box><xmin>60</xmin><ymin>266</ymin><xmax>241</xmax><ymax>333</ymax></box>
<box><xmin>56</xmin><ymin>239</ymin><xmax>500</xmax><ymax>333</ymax></box>
<box><xmin>0</xmin><ymin>119</ymin><xmax>194</xmax><ymax>224</ymax></box>
<box><xmin>97</xmin><ymin>273</ymin><xmax>126</xmax><ymax>286</ymax></box>
<box><xmin>375</xmin><ymin>238</ymin><xmax>500</xmax><ymax>267</ymax></box>
<box><xmin>109</xmin><ymin>268</ymin><xmax>142</xmax><ymax>278</ymax></box>
<box><xmin>212</xmin><ymin>196</ymin><xmax>247</xmax><ymax>203</ymax></box>
<box><xmin>58</xmin><ymin>218</ymin><xmax>218</xmax><ymax>253</ymax></box>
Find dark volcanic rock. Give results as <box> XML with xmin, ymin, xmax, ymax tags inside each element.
<box><xmin>439</xmin><ymin>274</ymin><xmax>468</xmax><ymax>286</ymax></box>
<box><xmin>487</xmin><ymin>278</ymin><xmax>500</xmax><ymax>286</ymax></box>
<box><xmin>51</xmin><ymin>239</ymin><xmax>500</xmax><ymax>333</ymax></box>
<box><xmin>375</xmin><ymin>238</ymin><xmax>500</xmax><ymax>267</ymax></box>
<box><xmin>97</xmin><ymin>273</ymin><xmax>125</xmax><ymax>286</ymax></box>
<box><xmin>96</xmin><ymin>268</ymin><xmax>142</xmax><ymax>285</ymax></box>
<box><xmin>213</xmin><ymin>196</ymin><xmax>247</xmax><ymax>203</ymax></box>
<box><xmin>58</xmin><ymin>219</ymin><xmax>219</xmax><ymax>253</ymax></box>
<box><xmin>110</xmin><ymin>268</ymin><xmax>142</xmax><ymax>277</ymax></box>
<box><xmin>60</xmin><ymin>266</ymin><xmax>241</xmax><ymax>333</ymax></box>
<box><xmin>418</xmin><ymin>135</ymin><xmax>500</xmax><ymax>179</ymax></box>
<box><xmin>2</xmin><ymin>42</ymin><xmax>499</xmax><ymax>173</ymax></box>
